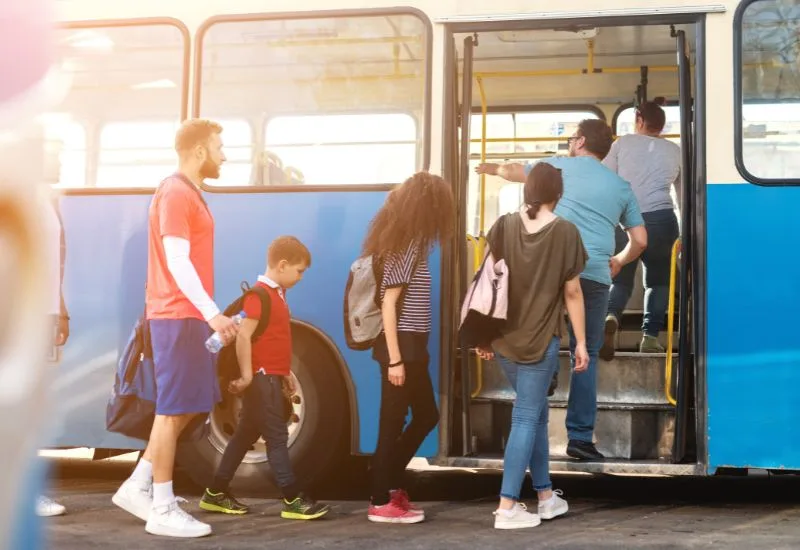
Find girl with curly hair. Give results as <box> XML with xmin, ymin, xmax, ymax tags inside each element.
<box><xmin>363</xmin><ymin>172</ymin><xmax>454</xmax><ymax>524</ymax></box>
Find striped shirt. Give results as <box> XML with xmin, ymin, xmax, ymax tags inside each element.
<box><xmin>379</xmin><ymin>244</ymin><xmax>431</xmax><ymax>333</ymax></box>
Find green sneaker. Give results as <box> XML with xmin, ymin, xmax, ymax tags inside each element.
<box><xmin>639</xmin><ymin>335</ymin><xmax>665</xmax><ymax>353</ymax></box>
<box><xmin>281</xmin><ymin>494</ymin><xmax>330</xmax><ymax>520</ymax></box>
<box><xmin>199</xmin><ymin>489</ymin><xmax>249</xmax><ymax>515</ymax></box>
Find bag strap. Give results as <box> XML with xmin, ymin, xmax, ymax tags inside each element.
<box><xmin>488</xmin><ymin>214</ymin><xmax>509</xmax><ymax>261</ymax></box>
<box><xmin>248</xmin><ymin>285</ymin><xmax>273</xmax><ymax>341</ymax></box>
<box><xmin>167</xmin><ymin>172</ymin><xmax>212</xmax><ymax>217</ymax></box>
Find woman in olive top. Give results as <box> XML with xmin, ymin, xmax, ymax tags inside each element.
<box><xmin>477</xmin><ymin>162</ymin><xmax>589</xmax><ymax>530</ymax></box>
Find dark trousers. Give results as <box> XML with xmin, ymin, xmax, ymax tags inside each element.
<box><xmin>608</xmin><ymin>208</ymin><xmax>680</xmax><ymax>336</ymax></box>
<box><xmin>211</xmin><ymin>373</ymin><xmax>299</xmax><ymax>500</ymax></box>
<box><xmin>370</xmin><ymin>333</ymin><xmax>439</xmax><ymax>506</ymax></box>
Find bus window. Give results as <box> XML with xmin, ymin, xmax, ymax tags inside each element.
<box><xmin>196</xmin><ymin>13</ymin><xmax>428</xmax><ymax>186</ymax></box>
<box><xmin>467</xmin><ymin>109</ymin><xmax>601</xmax><ymax>235</ymax></box>
<box><xmin>44</xmin><ymin>23</ymin><xmax>188</xmax><ymax>188</ymax></box>
<box><xmin>97</xmin><ymin>121</ymin><xmax>178</xmax><ymax>188</ymax></box>
<box><xmin>96</xmin><ymin>119</ymin><xmax>251</xmax><ymax>188</ymax></box>
<box><xmin>264</xmin><ymin>113</ymin><xmax>416</xmax><ymax>185</ymax></box>
<box><xmin>737</xmin><ymin>0</ymin><xmax>800</xmax><ymax>182</ymax></box>
<box><xmin>615</xmin><ymin>105</ymin><xmax>681</xmax><ymax>144</ymax></box>
<box><xmin>41</xmin><ymin>115</ymin><xmax>86</xmax><ymax>189</ymax></box>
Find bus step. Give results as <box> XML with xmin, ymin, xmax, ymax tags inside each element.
<box><xmin>428</xmin><ymin>455</ymin><xmax>701</xmax><ymax>476</ymax></box>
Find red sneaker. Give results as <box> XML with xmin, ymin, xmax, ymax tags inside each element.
<box><xmin>390</xmin><ymin>489</ymin><xmax>424</xmax><ymax>515</ymax></box>
<box><xmin>367</xmin><ymin>501</ymin><xmax>424</xmax><ymax>524</ymax></box>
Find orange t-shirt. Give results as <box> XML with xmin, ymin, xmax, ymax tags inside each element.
<box><xmin>145</xmin><ymin>175</ymin><xmax>215</xmax><ymax>320</ymax></box>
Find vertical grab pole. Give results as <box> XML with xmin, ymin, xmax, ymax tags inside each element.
<box><xmin>470</xmin><ymin>75</ymin><xmax>488</xmax><ymax>399</ymax></box>
<box><xmin>665</xmin><ymin>239</ymin><xmax>681</xmax><ymax>406</ymax></box>
<box><xmin>458</xmin><ymin>34</ymin><xmax>477</xmax><ymax>455</ymax></box>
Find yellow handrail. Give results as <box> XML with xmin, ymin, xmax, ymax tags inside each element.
<box><xmin>665</xmin><ymin>238</ymin><xmax>681</xmax><ymax>406</ymax></box>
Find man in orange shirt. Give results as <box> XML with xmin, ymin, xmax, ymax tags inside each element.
<box><xmin>111</xmin><ymin>119</ymin><xmax>238</xmax><ymax>538</ymax></box>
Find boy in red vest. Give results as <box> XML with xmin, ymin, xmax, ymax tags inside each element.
<box><xmin>199</xmin><ymin>236</ymin><xmax>329</xmax><ymax>520</ymax></box>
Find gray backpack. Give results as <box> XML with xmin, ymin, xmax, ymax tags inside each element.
<box><xmin>343</xmin><ymin>251</ymin><xmax>419</xmax><ymax>350</ymax></box>
<box><xmin>343</xmin><ymin>255</ymin><xmax>384</xmax><ymax>350</ymax></box>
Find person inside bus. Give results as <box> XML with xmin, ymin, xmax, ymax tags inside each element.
<box><xmin>362</xmin><ymin>172</ymin><xmax>454</xmax><ymax>524</ymax></box>
<box><xmin>111</xmin><ymin>119</ymin><xmax>239</xmax><ymax>539</ymax></box>
<box><xmin>475</xmin><ymin>119</ymin><xmax>647</xmax><ymax>462</ymax></box>
<box><xmin>600</xmin><ymin>100</ymin><xmax>681</xmax><ymax>359</ymax></box>
<box><xmin>476</xmin><ymin>162</ymin><xmax>588</xmax><ymax>530</ymax></box>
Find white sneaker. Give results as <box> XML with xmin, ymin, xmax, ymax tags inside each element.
<box><xmin>493</xmin><ymin>502</ymin><xmax>541</xmax><ymax>530</ymax></box>
<box><xmin>538</xmin><ymin>489</ymin><xmax>569</xmax><ymax>520</ymax></box>
<box><xmin>36</xmin><ymin>496</ymin><xmax>65</xmax><ymax>517</ymax></box>
<box><xmin>145</xmin><ymin>498</ymin><xmax>212</xmax><ymax>538</ymax></box>
<box><xmin>112</xmin><ymin>477</ymin><xmax>153</xmax><ymax>521</ymax></box>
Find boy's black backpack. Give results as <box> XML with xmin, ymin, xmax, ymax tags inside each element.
<box><xmin>217</xmin><ymin>282</ymin><xmax>272</xmax><ymax>382</ymax></box>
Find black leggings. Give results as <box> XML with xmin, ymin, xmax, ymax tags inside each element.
<box><xmin>370</xmin><ymin>332</ymin><xmax>439</xmax><ymax>506</ymax></box>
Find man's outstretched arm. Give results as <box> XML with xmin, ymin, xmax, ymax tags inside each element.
<box><xmin>475</xmin><ymin>162</ymin><xmax>527</xmax><ymax>183</ymax></box>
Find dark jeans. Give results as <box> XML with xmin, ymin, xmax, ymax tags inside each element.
<box><xmin>211</xmin><ymin>373</ymin><xmax>298</xmax><ymax>499</ymax></box>
<box><xmin>370</xmin><ymin>334</ymin><xmax>439</xmax><ymax>506</ymax></box>
<box><xmin>566</xmin><ymin>278</ymin><xmax>610</xmax><ymax>443</ymax></box>
<box><xmin>608</xmin><ymin>208</ymin><xmax>680</xmax><ymax>336</ymax></box>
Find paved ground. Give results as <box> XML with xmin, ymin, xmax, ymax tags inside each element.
<box><xmin>42</xmin><ymin>456</ymin><xmax>800</xmax><ymax>549</ymax></box>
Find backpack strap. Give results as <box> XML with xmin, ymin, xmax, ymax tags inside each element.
<box><xmin>248</xmin><ymin>285</ymin><xmax>272</xmax><ymax>341</ymax></box>
<box><xmin>167</xmin><ymin>172</ymin><xmax>212</xmax><ymax>217</ymax></box>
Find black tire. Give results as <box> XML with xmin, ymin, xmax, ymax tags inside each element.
<box><xmin>176</xmin><ymin>325</ymin><xmax>350</xmax><ymax>497</ymax></box>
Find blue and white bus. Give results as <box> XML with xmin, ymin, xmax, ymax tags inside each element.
<box><xmin>34</xmin><ymin>0</ymin><xmax>800</xmax><ymax>491</ymax></box>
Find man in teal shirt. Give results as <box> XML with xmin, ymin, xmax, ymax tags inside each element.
<box><xmin>476</xmin><ymin>119</ymin><xmax>647</xmax><ymax>460</ymax></box>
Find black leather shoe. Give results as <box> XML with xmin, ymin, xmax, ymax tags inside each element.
<box><xmin>547</xmin><ymin>372</ymin><xmax>558</xmax><ymax>397</ymax></box>
<box><xmin>567</xmin><ymin>440</ymin><xmax>605</xmax><ymax>461</ymax></box>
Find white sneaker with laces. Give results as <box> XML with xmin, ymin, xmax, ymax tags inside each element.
<box><xmin>112</xmin><ymin>477</ymin><xmax>153</xmax><ymax>521</ymax></box>
<box><xmin>145</xmin><ymin>497</ymin><xmax>212</xmax><ymax>538</ymax></box>
<box><xmin>36</xmin><ymin>496</ymin><xmax>66</xmax><ymax>517</ymax></box>
<box><xmin>538</xmin><ymin>489</ymin><xmax>569</xmax><ymax>520</ymax></box>
<box><xmin>493</xmin><ymin>502</ymin><xmax>541</xmax><ymax>530</ymax></box>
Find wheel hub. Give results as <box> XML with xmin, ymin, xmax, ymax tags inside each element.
<box><xmin>208</xmin><ymin>372</ymin><xmax>305</xmax><ymax>464</ymax></box>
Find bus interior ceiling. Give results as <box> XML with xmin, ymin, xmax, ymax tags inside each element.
<box><xmin>452</xmin><ymin>22</ymin><xmax>696</xmax><ymax>468</ymax></box>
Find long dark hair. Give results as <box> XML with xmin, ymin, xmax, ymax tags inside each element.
<box><xmin>524</xmin><ymin>162</ymin><xmax>563</xmax><ymax>219</ymax></box>
<box><xmin>362</xmin><ymin>172</ymin><xmax>455</xmax><ymax>257</ymax></box>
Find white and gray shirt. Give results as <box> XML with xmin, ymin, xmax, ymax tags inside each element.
<box><xmin>603</xmin><ymin>134</ymin><xmax>681</xmax><ymax>214</ymax></box>
<box><xmin>379</xmin><ymin>244</ymin><xmax>431</xmax><ymax>333</ymax></box>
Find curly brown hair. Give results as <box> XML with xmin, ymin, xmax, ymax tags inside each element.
<box><xmin>362</xmin><ymin>172</ymin><xmax>455</xmax><ymax>258</ymax></box>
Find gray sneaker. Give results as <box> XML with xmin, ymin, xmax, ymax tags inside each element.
<box><xmin>639</xmin><ymin>334</ymin><xmax>665</xmax><ymax>353</ymax></box>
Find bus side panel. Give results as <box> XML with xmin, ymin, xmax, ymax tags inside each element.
<box><xmin>55</xmin><ymin>194</ymin><xmax>152</xmax><ymax>451</ymax></box>
<box><xmin>706</xmin><ymin>183</ymin><xmax>800</xmax><ymax>471</ymax></box>
<box><xmin>53</xmin><ymin>191</ymin><xmax>442</xmax><ymax>458</ymax></box>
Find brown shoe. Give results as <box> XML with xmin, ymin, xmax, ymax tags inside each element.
<box><xmin>599</xmin><ymin>315</ymin><xmax>618</xmax><ymax>361</ymax></box>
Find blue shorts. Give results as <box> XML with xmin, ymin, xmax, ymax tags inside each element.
<box><xmin>150</xmin><ymin>318</ymin><xmax>221</xmax><ymax>416</ymax></box>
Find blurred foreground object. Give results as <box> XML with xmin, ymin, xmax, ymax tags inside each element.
<box><xmin>0</xmin><ymin>0</ymin><xmax>66</xmax><ymax>548</ymax></box>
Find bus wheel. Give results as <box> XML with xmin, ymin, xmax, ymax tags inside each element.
<box><xmin>176</xmin><ymin>328</ymin><xmax>349</xmax><ymax>497</ymax></box>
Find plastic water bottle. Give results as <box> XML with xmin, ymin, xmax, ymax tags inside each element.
<box><xmin>205</xmin><ymin>311</ymin><xmax>246</xmax><ymax>353</ymax></box>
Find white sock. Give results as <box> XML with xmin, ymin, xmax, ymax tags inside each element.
<box><xmin>497</xmin><ymin>505</ymin><xmax>518</xmax><ymax>517</ymax></box>
<box><xmin>540</xmin><ymin>494</ymin><xmax>555</xmax><ymax>506</ymax></box>
<box><xmin>152</xmin><ymin>481</ymin><xmax>175</xmax><ymax>508</ymax></box>
<box><xmin>130</xmin><ymin>458</ymin><xmax>153</xmax><ymax>485</ymax></box>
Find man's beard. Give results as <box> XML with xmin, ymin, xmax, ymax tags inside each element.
<box><xmin>199</xmin><ymin>158</ymin><xmax>220</xmax><ymax>180</ymax></box>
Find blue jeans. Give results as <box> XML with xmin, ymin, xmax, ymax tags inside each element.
<box><xmin>607</xmin><ymin>209</ymin><xmax>680</xmax><ymax>336</ymax></box>
<box><xmin>496</xmin><ymin>337</ymin><xmax>561</xmax><ymax>499</ymax></box>
<box><xmin>566</xmin><ymin>278</ymin><xmax>610</xmax><ymax>443</ymax></box>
